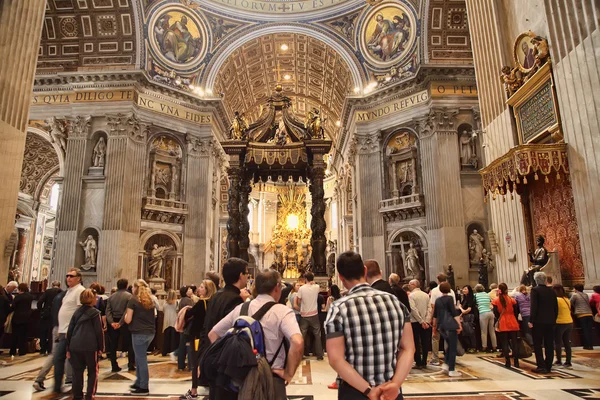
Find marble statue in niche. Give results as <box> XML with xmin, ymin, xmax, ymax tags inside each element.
<box><xmin>79</xmin><ymin>235</ymin><xmax>97</xmax><ymax>269</ymax></box>
<box><xmin>405</xmin><ymin>242</ymin><xmax>422</xmax><ymax>280</ymax></box>
<box><xmin>459</xmin><ymin>130</ymin><xmax>478</xmax><ymax>167</ymax></box>
<box><xmin>92</xmin><ymin>137</ymin><xmax>106</xmax><ymax>167</ymax></box>
<box><xmin>147</xmin><ymin>243</ymin><xmax>173</xmax><ymax>279</ymax></box>
<box><xmin>469</xmin><ymin>229</ymin><xmax>485</xmax><ymax>264</ymax></box>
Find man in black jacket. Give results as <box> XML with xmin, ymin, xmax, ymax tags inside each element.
<box><xmin>366</xmin><ymin>260</ymin><xmax>394</xmax><ymax>294</ymax></box>
<box><xmin>106</xmin><ymin>278</ymin><xmax>134</xmax><ymax>372</ymax></box>
<box><xmin>529</xmin><ymin>271</ymin><xmax>558</xmax><ymax>373</ymax></box>
<box><xmin>37</xmin><ymin>281</ymin><xmax>62</xmax><ymax>355</ymax></box>
<box><xmin>203</xmin><ymin>257</ymin><xmax>250</xmax><ymax>400</ymax></box>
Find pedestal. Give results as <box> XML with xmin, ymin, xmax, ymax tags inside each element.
<box><xmin>314</xmin><ymin>276</ymin><xmax>330</xmax><ymax>292</ymax></box>
<box><xmin>148</xmin><ymin>277</ymin><xmax>167</xmax><ymax>296</ymax></box>
<box><xmin>88</xmin><ymin>166</ymin><xmax>104</xmax><ymax>176</ymax></box>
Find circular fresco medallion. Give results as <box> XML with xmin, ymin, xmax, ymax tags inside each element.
<box><xmin>360</xmin><ymin>2</ymin><xmax>417</xmax><ymax>68</ymax></box>
<box><xmin>148</xmin><ymin>6</ymin><xmax>208</xmax><ymax>71</ymax></box>
<box><xmin>513</xmin><ymin>31</ymin><xmax>537</xmax><ymax>72</ymax></box>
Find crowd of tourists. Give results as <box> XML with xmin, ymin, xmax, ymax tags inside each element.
<box><xmin>0</xmin><ymin>255</ymin><xmax>599</xmax><ymax>400</ymax></box>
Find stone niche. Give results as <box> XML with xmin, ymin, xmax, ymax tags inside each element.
<box><xmin>140</xmin><ymin>232</ymin><xmax>181</xmax><ymax>292</ymax></box>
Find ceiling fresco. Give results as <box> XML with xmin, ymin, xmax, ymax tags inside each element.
<box><xmin>213</xmin><ymin>33</ymin><xmax>354</xmax><ymax>139</ymax></box>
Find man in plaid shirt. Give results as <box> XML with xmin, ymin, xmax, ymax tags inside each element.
<box><xmin>325</xmin><ymin>251</ymin><xmax>414</xmax><ymax>399</ymax></box>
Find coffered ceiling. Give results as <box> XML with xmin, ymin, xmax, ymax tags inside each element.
<box><xmin>38</xmin><ymin>0</ymin><xmax>138</xmax><ymax>72</ymax></box>
<box><xmin>213</xmin><ymin>33</ymin><xmax>354</xmax><ymax>139</ymax></box>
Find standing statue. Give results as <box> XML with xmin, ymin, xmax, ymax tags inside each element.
<box><xmin>79</xmin><ymin>235</ymin><xmax>97</xmax><ymax>268</ymax></box>
<box><xmin>92</xmin><ymin>137</ymin><xmax>107</xmax><ymax>167</ymax></box>
<box><xmin>405</xmin><ymin>243</ymin><xmax>421</xmax><ymax>279</ymax></box>
<box><xmin>229</xmin><ymin>111</ymin><xmax>249</xmax><ymax>140</ymax></box>
<box><xmin>47</xmin><ymin>117</ymin><xmax>68</xmax><ymax>154</ymax></box>
<box><xmin>446</xmin><ymin>264</ymin><xmax>456</xmax><ymax>291</ymax></box>
<box><xmin>459</xmin><ymin>131</ymin><xmax>473</xmax><ymax>165</ymax></box>
<box><xmin>147</xmin><ymin>244</ymin><xmax>173</xmax><ymax>279</ymax></box>
<box><xmin>522</xmin><ymin>235</ymin><xmax>549</xmax><ymax>287</ymax></box>
<box><xmin>469</xmin><ymin>229</ymin><xmax>485</xmax><ymax>264</ymax></box>
<box><xmin>305</xmin><ymin>108</ymin><xmax>326</xmax><ymax>139</ymax></box>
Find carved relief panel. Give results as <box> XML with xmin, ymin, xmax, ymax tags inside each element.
<box><xmin>385</xmin><ymin>130</ymin><xmax>418</xmax><ymax>198</ymax></box>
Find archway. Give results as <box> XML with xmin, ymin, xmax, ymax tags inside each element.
<box><xmin>139</xmin><ymin>230</ymin><xmax>183</xmax><ymax>292</ymax></box>
<box><xmin>388</xmin><ymin>228</ymin><xmax>428</xmax><ymax>283</ymax></box>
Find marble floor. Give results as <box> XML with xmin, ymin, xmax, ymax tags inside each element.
<box><xmin>0</xmin><ymin>348</ymin><xmax>599</xmax><ymax>400</ymax></box>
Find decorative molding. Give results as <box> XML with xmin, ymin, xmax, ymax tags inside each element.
<box><xmin>69</xmin><ymin>115</ymin><xmax>92</xmax><ymax>138</ymax></box>
<box><xmin>355</xmin><ymin>132</ymin><xmax>380</xmax><ymax>155</ymax></box>
<box><xmin>186</xmin><ymin>134</ymin><xmax>213</xmax><ymax>157</ymax></box>
<box><xmin>106</xmin><ymin>113</ymin><xmax>141</xmax><ymax>140</ymax></box>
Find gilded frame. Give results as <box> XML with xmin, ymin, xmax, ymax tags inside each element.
<box><xmin>507</xmin><ymin>62</ymin><xmax>561</xmax><ymax>144</ymax></box>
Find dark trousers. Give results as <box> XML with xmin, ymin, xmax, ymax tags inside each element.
<box><xmin>190</xmin><ymin>338</ymin><xmax>204</xmax><ymax>389</ymax></box>
<box><xmin>299</xmin><ymin>315</ymin><xmax>323</xmax><ymax>357</ymax></box>
<box><xmin>339</xmin><ymin>381</ymin><xmax>402</xmax><ymax>400</ymax></box>
<box><xmin>577</xmin><ymin>316</ymin><xmax>594</xmax><ymax>348</ymax></box>
<box><xmin>532</xmin><ymin>322</ymin><xmax>555</xmax><ymax>370</ymax></box>
<box><xmin>499</xmin><ymin>330</ymin><xmax>519</xmax><ymax>363</ymax></box>
<box><xmin>39</xmin><ymin>318</ymin><xmax>53</xmax><ymax>354</ymax></box>
<box><xmin>107</xmin><ymin>323</ymin><xmax>134</xmax><ymax>369</ymax></box>
<box><xmin>53</xmin><ymin>336</ymin><xmax>69</xmax><ymax>393</ymax></box>
<box><xmin>177</xmin><ymin>333</ymin><xmax>192</xmax><ymax>370</ymax></box>
<box><xmin>442</xmin><ymin>330</ymin><xmax>458</xmax><ymax>371</ymax></box>
<box><xmin>70</xmin><ymin>351</ymin><xmax>98</xmax><ymax>400</ymax></box>
<box><xmin>10</xmin><ymin>322</ymin><xmax>28</xmax><ymax>356</ymax></box>
<box><xmin>411</xmin><ymin>322</ymin><xmax>431</xmax><ymax>367</ymax></box>
<box><xmin>554</xmin><ymin>323</ymin><xmax>572</xmax><ymax>364</ymax></box>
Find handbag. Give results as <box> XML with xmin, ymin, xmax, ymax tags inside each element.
<box><xmin>516</xmin><ymin>337</ymin><xmax>533</xmax><ymax>358</ymax></box>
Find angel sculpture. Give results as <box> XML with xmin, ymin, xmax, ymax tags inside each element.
<box><xmin>531</xmin><ymin>35</ymin><xmax>550</xmax><ymax>69</ymax></box>
<box><xmin>229</xmin><ymin>111</ymin><xmax>249</xmax><ymax>140</ymax></box>
<box><xmin>305</xmin><ymin>108</ymin><xmax>326</xmax><ymax>139</ymax></box>
<box><xmin>46</xmin><ymin>117</ymin><xmax>68</xmax><ymax>154</ymax></box>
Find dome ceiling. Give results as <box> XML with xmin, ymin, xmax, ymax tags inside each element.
<box><xmin>213</xmin><ymin>33</ymin><xmax>353</xmax><ymax>140</ymax></box>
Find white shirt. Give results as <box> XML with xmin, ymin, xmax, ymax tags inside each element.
<box><xmin>58</xmin><ymin>284</ymin><xmax>85</xmax><ymax>334</ymax></box>
<box><xmin>430</xmin><ymin>286</ymin><xmax>456</xmax><ymax>307</ymax></box>
<box><xmin>297</xmin><ymin>282</ymin><xmax>320</xmax><ymax>317</ymax></box>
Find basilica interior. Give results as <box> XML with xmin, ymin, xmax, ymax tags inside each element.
<box><xmin>1</xmin><ymin>0</ymin><xmax>600</xmax><ymax>399</ymax></box>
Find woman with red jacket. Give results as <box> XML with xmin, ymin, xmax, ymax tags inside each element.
<box><xmin>492</xmin><ymin>283</ymin><xmax>520</xmax><ymax>369</ymax></box>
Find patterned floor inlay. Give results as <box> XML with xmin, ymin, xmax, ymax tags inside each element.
<box><xmin>479</xmin><ymin>356</ymin><xmax>580</xmax><ymax>379</ymax></box>
<box><xmin>290</xmin><ymin>359</ymin><xmax>312</xmax><ymax>385</ymax></box>
<box><xmin>404</xmin><ymin>391</ymin><xmax>532</xmax><ymax>399</ymax></box>
<box><xmin>406</xmin><ymin>363</ymin><xmax>488</xmax><ymax>383</ymax></box>
<box><xmin>563</xmin><ymin>389</ymin><xmax>600</xmax><ymax>399</ymax></box>
<box><xmin>571</xmin><ymin>351</ymin><xmax>600</xmax><ymax>369</ymax></box>
<box><xmin>48</xmin><ymin>395</ymin><xmax>314</xmax><ymax>400</ymax></box>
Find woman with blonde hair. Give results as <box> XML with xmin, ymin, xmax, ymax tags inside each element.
<box><xmin>179</xmin><ymin>280</ymin><xmax>216</xmax><ymax>400</ymax></box>
<box><xmin>162</xmin><ymin>289</ymin><xmax>179</xmax><ymax>356</ymax></box>
<box><xmin>124</xmin><ymin>279</ymin><xmax>156</xmax><ymax>395</ymax></box>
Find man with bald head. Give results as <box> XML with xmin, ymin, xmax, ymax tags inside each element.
<box><xmin>389</xmin><ymin>273</ymin><xmax>411</xmax><ymax>311</ymax></box>
<box><xmin>408</xmin><ymin>279</ymin><xmax>432</xmax><ymax>368</ymax></box>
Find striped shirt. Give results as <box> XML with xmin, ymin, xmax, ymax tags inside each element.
<box><xmin>325</xmin><ymin>283</ymin><xmax>409</xmax><ymax>386</ymax></box>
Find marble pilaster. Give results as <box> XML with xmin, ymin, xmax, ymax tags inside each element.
<box><xmin>96</xmin><ymin>114</ymin><xmax>146</xmax><ymax>287</ymax></box>
<box><xmin>418</xmin><ymin>110</ymin><xmax>470</xmax><ymax>284</ymax></box>
<box><xmin>0</xmin><ymin>0</ymin><xmax>46</xmax><ymax>279</ymax></box>
<box><xmin>183</xmin><ymin>134</ymin><xmax>215</xmax><ymax>285</ymax></box>
<box><xmin>353</xmin><ymin>132</ymin><xmax>386</xmax><ymax>266</ymax></box>
<box><xmin>52</xmin><ymin>123</ymin><xmax>88</xmax><ymax>281</ymax></box>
